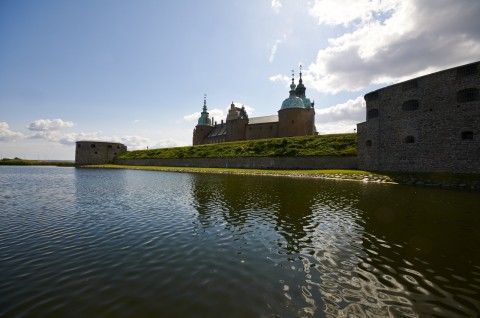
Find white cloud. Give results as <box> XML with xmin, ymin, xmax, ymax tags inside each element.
<box><xmin>269</xmin><ymin>34</ymin><xmax>287</xmax><ymax>63</ymax></box>
<box><xmin>271</xmin><ymin>0</ymin><xmax>282</xmax><ymax>12</ymax></box>
<box><xmin>184</xmin><ymin>112</ymin><xmax>201</xmax><ymax>122</ymax></box>
<box><xmin>315</xmin><ymin>96</ymin><xmax>365</xmax><ymax>133</ymax></box>
<box><xmin>301</xmin><ymin>0</ymin><xmax>480</xmax><ymax>94</ymax></box>
<box><xmin>28</xmin><ymin>118</ymin><xmax>75</xmax><ymax>131</ymax></box>
<box><xmin>0</xmin><ymin>122</ymin><xmax>24</xmax><ymax>142</ymax></box>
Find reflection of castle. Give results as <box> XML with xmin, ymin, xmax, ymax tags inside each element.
<box><xmin>193</xmin><ymin>70</ymin><xmax>317</xmax><ymax>145</ymax></box>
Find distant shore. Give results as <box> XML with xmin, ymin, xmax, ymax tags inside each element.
<box><xmin>0</xmin><ymin>158</ymin><xmax>74</xmax><ymax>166</ymax></box>
<box><xmin>78</xmin><ymin>164</ymin><xmax>480</xmax><ymax>191</ymax></box>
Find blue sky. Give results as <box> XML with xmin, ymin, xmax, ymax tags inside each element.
<box><xmin>1</xmin><ymin>0</ymin><xmax>479</xmax><ymax>160</ymax></box>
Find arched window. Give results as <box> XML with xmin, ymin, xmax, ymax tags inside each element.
<box><xmin>367</xmin><ymin>109</ymin><xmax>379</xmax><ymax>120</ymax></box>
<box><xmin>404</xmin><ymin>136</ymin><xmax>415</xmax><ymax>143</ymax></box>
<box><xmin>461</xmin><ymin>131</ymin><xmax>474</xmax><ymax>140</ymax></box>
<box><xmin>402</xmin><ymin>100</ymin><xmax>419</xmax><ymax>111</ymax></box>
<box><xmin>457</xmin><ymin>88</ymin><xmax>479</xmax><ymax>103</ymax></box>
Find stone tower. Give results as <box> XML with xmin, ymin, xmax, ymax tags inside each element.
<box><xmin>278</xmin><ymin>69</ymin><xmax>316</xmax><ymax>137</ymax></box>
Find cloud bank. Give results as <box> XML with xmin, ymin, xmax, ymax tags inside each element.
<box><xmin>28</xmin><ymin>118</ymin><xmax>75</xmax><ymax>131</ymax></box>
<box><xmin>0</xmin><ymin>122</ymin><xmax>24</xmax><ymax>142</ymax></box>
<box><xmin>315</xmin><ymin>96</ymin><xmax>365</xmax><ymax>134</ymax></box>
<box><xmin>272</xmin><ymin>0</ymin><xmax>480</xmax><ymax>94</ymax></box>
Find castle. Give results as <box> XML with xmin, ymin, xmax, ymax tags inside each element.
<box><xmin>192</xmin><ymin>69</ymin><xmax>317</xmax><ymax>145</ymax></box>
<box><xmin>76</xmin><ymin>61</ymin><xmax>479</xmax><ymax>174</ymax></box>
<box><xmin>357</xmin><ymin>61</ymin><xmax>480</xmax><ymax>173</ymax></box>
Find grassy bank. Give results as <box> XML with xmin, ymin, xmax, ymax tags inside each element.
<box><xmin>81</xmin><ymin>164</ymin><xmax>393</xmax><ymax>182</ymax></box>
<box><xmin>0</xmin><ymin>158</ymin><xmax>74</xmax><ymax>166</ymax></box>
<box><xmin>117</xmin><ymin>134</ymin><xmax>357</xmax><ymax>159</ymax></box>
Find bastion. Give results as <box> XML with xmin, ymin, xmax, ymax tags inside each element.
<box><xmin>75</xmin><ymin>141</ymin><xmax>127</xmax><ymax>165</ymax></box>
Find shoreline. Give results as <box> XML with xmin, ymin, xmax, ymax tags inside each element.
<box><xmin>78</xmin><ymin>164</ymin><xmax>480</xmax><ymax>191</ymax></box>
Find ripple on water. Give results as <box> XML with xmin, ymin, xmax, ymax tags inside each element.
<box><xmin>0</xmin><ymin>167</ymin><xmax>479</xmax><ymax>317</ymax></box>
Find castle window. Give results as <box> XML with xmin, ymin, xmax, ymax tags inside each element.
<box><xmin>367</xmin><ymin>109</ymin><xmax>379</xmax><ymax>120</ymax></box>
<box><xmin>108</xmin><ymin>145</ymin><xmax>112</xmax><ymax>148</ymax></box>
<box><xmin>461</xmin><ymin>131</ymin><xmax>474</xmax><ymax>140</ymax></box>
<box><xmin>366</xmin><ymin>140</ymin><xmax>372</xmax><ymax>147</ymax></box>
<box><xmin>90</xmin><ymin>144</ymin><xmax>96</xmax><ymax>148</ymax></box>
<box><xmin>77</xmin><ymin>144</ymin><xmax>81</xmax><ymax>148</ymax></box>
<box><xmin>365</xmin><ymin>91</ymin><xmax>378</xmax><ymax>102</ymax></box>
<box><xmin>117</xmin><ymin>145</ymin><xmax>120</xmax><ymax>149</ymax></box>
<box><xmin>457</xmin><ymin>88</ymin><xmax>479</xmax><ymax>103</ymax></box>
<box><xmin>402</xmin><ymin>100</ymin><xmax>419</xmax><ymax>111</ymax></box>
<box><xmin>114</xmin><ymin>153</ymin><xmax>118</xmax><ymax>155</ymax></box>
<box><xmin>402</xmin><ymin>79</ymin><xmax>418</xmax><ymax>91</ymax></box>
<box><xmin>456</xmin><ymin>64</ymin><xmax>478</xmax><ymax>77</ymax></box>
<box><xmin>291</xmin><ymin>120</ymin><xmax>295</xmax><ymax>124</ymax></box>
<box><xmin>404</xmin><ymin>136</ymin><xmax>415</xmax><ymax>143</ymax></box>
<box><xmin>94</xmin><ymin>151</ymin><xmax>98</xmax><ymax>154</ymax></box>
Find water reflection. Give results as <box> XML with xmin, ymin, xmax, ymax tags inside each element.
<box><xmin>1</xmin><ymin>167</ymin><xmax>479</xmax><ymax>317</ymax></box>
<box><xmin>189</xmin><ymin>173</ymin><xmax>480</xmax><ymax>317</ymax></box>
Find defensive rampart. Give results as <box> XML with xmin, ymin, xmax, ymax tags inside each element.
<box><xmin>114</xmin><ymin>156</ymin><xmax>358</xmax><ymax>170</ymax></box>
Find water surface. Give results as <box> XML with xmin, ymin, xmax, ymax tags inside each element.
<box><xmin>0</xmin><ymin>166</ymin><xmax>479</xmax><ymax>317</ymax></box>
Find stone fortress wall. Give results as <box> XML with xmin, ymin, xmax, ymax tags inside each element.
<box><xmin>357</xmin><ymin>61</ymin><xmax>480</xmax><ymax>173</ymax></box>
<box><xmin>75</xmin><ymin>141</ymin><xmax>127</xmax><ymax>165</ymax></box>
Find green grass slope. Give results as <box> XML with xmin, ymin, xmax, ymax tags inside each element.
<box><xmin>117</xmin><ymin>134</ymin><xmax>357</xmax><ymax>160</ymax></box>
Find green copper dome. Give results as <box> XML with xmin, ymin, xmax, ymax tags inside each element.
<box><xmin>281</xmin><ymin>95</ymin><xmax>305</xmax><ymax>109</ymax></box>
<box><xmin>281</xmin><ymin>74</ymin><xmax>306</xmax><ymax>109</ymax></box>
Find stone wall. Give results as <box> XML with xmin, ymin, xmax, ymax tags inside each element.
<box><xmin>114</xmin><ymin>156</ymin><xmax>358</xmax><ymax>170</ymax></box>
<box><xmin>357</xmin><ymin>61</ymin><xmax>480</xmax><ymax>173</ymax></box>
<box><xmin>75</xmin><ymin>141</ymin><xmax>127</xmax><ymax>165</ymax></box>
<box><xmin>245</xmin><ymin>122</ymin><xmax>279</xmax><ymax>140</ymax></box>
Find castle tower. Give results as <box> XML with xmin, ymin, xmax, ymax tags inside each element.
<box><xmin>278</xmin><ymin>69</ymin><xmax>316</xmax><ymax>137</ymax></box>
<box><xmin>193</xmin><ymin>95</ymin><xmax>214</xmax><ymax>145</ymax></box>
<box><xmin>226</xmin><ymin>102</ymin><xmax>249</xmax><ymax>142</ymax></box>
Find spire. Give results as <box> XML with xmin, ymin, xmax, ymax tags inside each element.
<box><xmin>198</xmin><ymin>94</ymin><xmax>212</xmax><ymax>126</ymax></box>
<box><xmin>289</xmin><ymin>69</ymin><xmax>296</xmax><ymax>92</ymax></box>
<box><xmin>203</xmin><ymin>94</ymin><xmax>207</xmax><ymax>112</ymax></box>
<box><xmin>299</xmin><ymin>64</ymin><xmax>303</xmax><ymax>85</ymax></box>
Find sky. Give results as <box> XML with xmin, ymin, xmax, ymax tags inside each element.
<box><xmin>1</xmin><ymin>0</ymin><xmax>479</xmax><ymax>160</ymax></box>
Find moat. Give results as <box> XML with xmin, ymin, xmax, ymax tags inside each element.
<box><xmin>1</xmin><ymin>166</ymin><xmax>479</xmax><ymax>317</ymax></box>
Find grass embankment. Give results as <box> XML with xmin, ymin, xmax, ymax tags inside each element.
<box><xmin>0</xmin><ymin>158</ymin><xmax>74</xmax><ymax>166</ymax></box>
<box><xmin>84</xmin><ymin>164</ymin><xmax>393</xmax><ymax>183</ymax></box>
<box><xmin>117</xmin><ymin>134</ymin><xmax>357</xmax><ymax>159</ymax></box>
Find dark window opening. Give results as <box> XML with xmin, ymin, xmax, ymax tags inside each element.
<box><xmin>108</xmin><ymin>145</ymin><xmax>112</xmax><ymax>148</ymax></box>
<box><xmin>90</xmin><ymin>144</ymin><xmax>96</xmax><ymax>148</ymax></box>
<box><xmin>404</xmin><ymin>136</ymin><xmax>415</xmax><ymax>143</ymax></box>
<box><xmin>367</xmin><ymin>109</ymin><xmax>379</xmax><ymax>120</ymax></box>
<box><xmin>114</xmin><ymin>153</ymin><xmax>118</xmax><ymax>155</ymax></box>
<box><xmin>94</xmin><ymin>151</ymin><xmax>98</xmax><ymax>154</ymax></box>
<box><xmin>402</xmin><ymin>99</ymin><xmax>419</xmax><ymax>111</ymax></box>
<box><xmin>291</xmin><ymin>120</ymin><xmax>295</xmax><ymax>124</ymax></box>
<box><xmin>461</xmin><ymin>131</ymin><xmax>474</xmax><ymax>140</ymax></box>
<box><xmin>457</xmin><ymin>88</ymin><xmax>479</xmax><ymax>103</ymax></box>
<box><xmin>456</xmin><ymin>64</ymin><xmax>478</xmax><ymax>77</ymax></box>
<box><xmin>366</xmin><ymin>140</ymin><xmax>372</xmax><ymax>147</ymax></box>
<box><xmin>365</xmin><ymin>91</ymin><xmax>378</xmax><ymax>102</ymax></box>
<box><xmin>402</xmin><ymin>79</ymin><xmax>418</xmax><ymax>91</ymax></box>
<box><xmin>77</xmin><ymin>144</ymin><xmax>81</xmax><ymax>148</ymax></box>
<box><xmin>117</xmin><ymin>145</ymin><xmax>120</xmax><ymax>149</ymax></box>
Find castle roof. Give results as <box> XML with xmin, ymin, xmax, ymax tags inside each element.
<box><xmin>249</xmin><ymin>115</ymin><xmax>278</xmax><ymax>124</ymax></box>
<box><xmin>206</xmin><ymin>123</ymin><xmax>226</xmax><ymax>138</ymax></box>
